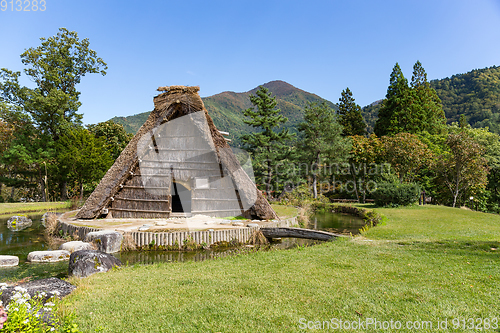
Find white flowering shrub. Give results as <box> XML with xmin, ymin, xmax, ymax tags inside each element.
<box><xmin>0</xmin><ymin>283</ymin><xmax>82</xmax><ymax>332</ymax></box>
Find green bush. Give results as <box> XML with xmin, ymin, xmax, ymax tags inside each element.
<box><xmin>373</xmin><ymin>182</ymin><xmax>421</xmax><ymax>207</ymax></box>
<box><xmin>0</xmin><ymin>284</ymin><xmax>84</xmax><ymax>332</ymax></box>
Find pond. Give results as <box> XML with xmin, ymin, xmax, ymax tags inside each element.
<box><xmin>0</xmin><ymin>213</ymin><xmax>69</xmax><ymax>282</ymax></box>
<box><xmin>0</xmin><ymin>211</ymin><xmax>366</xmax><ymax>282</ymax></box>
<box><xmin>309</xmin><ymin>211</ymin><xmax>367</xmax><ymax>235</ymax></box>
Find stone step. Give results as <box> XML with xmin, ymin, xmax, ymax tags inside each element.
<box><xmin>0</xmin><ymin>255</ymin><xmax>19</xmax><ymax>267</ymax></box>
<box><xmin>27</xmin><ymin>250</ymin><xmax>70</xmax><ymax>263</ymax></box>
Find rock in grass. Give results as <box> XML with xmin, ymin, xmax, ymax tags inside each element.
<box><xmin>247</xmin><ymin>223</ymin><xmax>260</xmax><ymax>228</ymax></box>
<box><xmin>68</xmin><ymin>250</ymin><xmax>122</xmax><ymax>278</ymax></box>
<box><xmin>27</xmin><ymin>250</ymin><xmax>70</xmax><ymax>263</ymax></box>
<box><xmin>84</xmin><ymin>230</ymin><xmax>123</xmax><ymax>253</ymax></box>
<box><xmin>7</xmin><ymin>215</ymin><xmax>32</xmax><ymax>231</ymax></box>
<box><xmin>0</xmin><ymin>277</ymin><xmax>75</xmax><ymax>306</ymax></box>
<box><xmin>232</xmin><ymin>222</ymin><xmax>244</xmax><ymax>226</ymax></box>
<box><xmin>59</xmin><ymin>241</ymin><xmax>94</xmax><ymax>253</ymax></box>
<box><xmin>0</xmin><ymin>255</ymin><xmax>19</xmax><ymax>267</ymax></box>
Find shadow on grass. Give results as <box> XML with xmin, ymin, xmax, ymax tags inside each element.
<box><xmin>397</xmin><ymin>239</ymin><xmax>500</xmax><ymax>259</ymax></box>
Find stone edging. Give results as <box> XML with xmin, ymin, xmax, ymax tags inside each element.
<box><xmin>57</xmin><ymin>215</ymin><xmax>298</xmax><ymax>248</ymax></box>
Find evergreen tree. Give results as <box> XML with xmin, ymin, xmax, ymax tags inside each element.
<box><xmin>241</xmin><ymin>86</ymin><xmax>293</xmax><ymax>198</ymax></box>
<box><xmin>375</xmin><ymin>62</ymin><xmax>448</xmax><ymax>137</ymax></box>
<box><xmin>374</xmin><ymin>63</ymin><xmax>414</xmax><ymax>136</ymax></box>
<box><xmin>337</xmin><ymin>88</ymin><xmax>367</xmax><ymax>137</ymax></box>
<box><xmin>411</xmin><ymin>61</ymin><xmax>447</xmax><ymax>135</ymax></box>
<box><xmin>298</xmin><ymin>102</ymin><xmax>350</xmax><ymax>198</ymax></box>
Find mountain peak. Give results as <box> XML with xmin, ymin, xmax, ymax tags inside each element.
<box><xmin>251</xmin><ymin>80</ymin><xmax>301</xmax><ymax>96</ymax></box>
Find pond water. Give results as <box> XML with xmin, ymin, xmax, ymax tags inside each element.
<box><xmin>0</xmin><ymin>211</ymin><xmax>365</xmax><ymax>282</ymax></box>
<box><xmin>309</xmin><ymin>211</ymin><xmax>367</xmax><ymax>235</ymax></box>
<box><xmin>0</xmin><ymin>214</ymin><xmax>68</xmax><ymax>282</ymax></box>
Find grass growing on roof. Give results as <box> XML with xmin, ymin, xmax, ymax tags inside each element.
<box><xmin>62</xmin><ymin>205</ymin><xmax>500</xmax><ymax>332</ymax></box>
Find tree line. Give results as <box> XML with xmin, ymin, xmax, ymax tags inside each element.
<box><xmin>1</xmin><ymin>28</ymin><xmax>499</xmax><ymax>214</ymax></box>
<box><xmin>0</xmin><ymin>28</ymin><xmax>131</xmax><ymax>202</ymax></box>
<box><xmin>243</xmin><ymin>62</ymin><xmax>499</xmax><ymax>213</ymax></box>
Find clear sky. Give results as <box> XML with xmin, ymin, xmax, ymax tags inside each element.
<box><xmin>1</xmin><ymin>0</ymin><xmax>500</xmax><ymax>125</ymax></box>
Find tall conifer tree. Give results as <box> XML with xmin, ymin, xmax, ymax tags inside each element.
<box><xmin>241</xmin><ymin>86</ymin><xmax>292</xmax><ymax>198</ymax></box>
<box><xmin>374</xmin><ymin>63</ymin><xmax>413</xmax><ymax>136</ymax></box>
<box><xmin>337</xmin><ymin>88</ymin><xmax>367</xmax><ymax>137</ymax></box>
<box><xmin>411</xmin><ymin>61</ymin><xmax>447</xmax><ymax>135</ymax></box>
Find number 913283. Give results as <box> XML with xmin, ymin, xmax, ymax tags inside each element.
<box><xmin>1</xmin><ymin>0</ymin><xmax>46</xmax><ymax>11</ymax></box>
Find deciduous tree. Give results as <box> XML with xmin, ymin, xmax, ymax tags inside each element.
<box><xmin>437</xmin><ymin>131</ymin><xmax>488</xmax><ymax>207</ymax></box>
<box><xmin>0</xmin><ymin>28</ymin><xmax>107</xmax><ymax>200</ymax></box>
<box><xmin>87</xmin><ymin>120</ymin><xmax>133</xmax><ymax>160</ymax></box>
<box><xmin>56</xmin><ymin>128</ymin><xmax>113</xmax><ymax>200</ymax></box>
<box><xmin>297</xmin><ymin>102</ymin><xmax>350</xmax><ymax>198</ymax></box>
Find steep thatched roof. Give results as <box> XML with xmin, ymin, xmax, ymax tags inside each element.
<box><xmin>76</xmin><ymin>86</ymin><xmax>278</xmax><ymax>220</ymax></box>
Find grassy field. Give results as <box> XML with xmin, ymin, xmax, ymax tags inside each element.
<box><xmin>0</xmin><ymin>201</ymin><xmax>71</xmax><ymax>217</ymax></box>
<box><xmin>62</xmin><ymin>205</ymin><xmax>500</xmax><ymax>332</ymax></box>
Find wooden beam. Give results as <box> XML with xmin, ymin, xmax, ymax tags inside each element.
<box><xmin>260</xmin><ymin>227</ymin><xmax>347</xmax><ymax>241</ymax></box>
<box><xmin>190</xmin><ymin>209</ymin><xmax>242</xmax><ymax>214</ymax></box>
<box><xmin>108</xmin><ymin>208</ymin><xmax>169</xmax><ymax>214</ymax></box>
<box><xmin>121</xmin><ymin>186</ymin><xmax>170</xmax><ymax>190</ymax></box>
<box><xmin>114</xmin><ymin>197</ymin><xmax>169</xmax><ymax>203</ymax></box>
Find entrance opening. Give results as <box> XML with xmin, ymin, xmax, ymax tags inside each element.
<box><xmin>171</xmin><ymin>182</ymin><xmax>191</xmax><ymax>213</ymax></box>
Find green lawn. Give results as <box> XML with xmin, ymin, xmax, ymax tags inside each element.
<box><xmin>63</xmin><ymin>205</ymin><xmax>500</xmax><ymax>332</ymax></box>
<box><xmin>0</xmin><ymin>201</ymin><xmax>71</xmax><ymax>217</ymax></box>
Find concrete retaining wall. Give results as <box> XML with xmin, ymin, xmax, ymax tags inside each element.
<box><xmin>58</xmin><ymin>216</ymin><xmax>298</xmax><ymax>248</ymax></box>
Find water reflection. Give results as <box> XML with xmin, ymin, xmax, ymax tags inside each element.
<box><xmin>309</xmin><ymin>212</ymin><xmax>367</xmax><ymax>235</ymax></box>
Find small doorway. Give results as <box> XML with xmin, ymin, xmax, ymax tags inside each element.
<box><xmin>171</xmin><ymin>182</ymin><xmax>191</xmax><ymax>213</ymax></box>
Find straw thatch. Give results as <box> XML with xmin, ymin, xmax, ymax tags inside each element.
<box><xmin>76</xmin><ymin>86</ymin><xmax>278</xmax><ymax>220</ymax></box>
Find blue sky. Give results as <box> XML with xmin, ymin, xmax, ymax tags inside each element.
<box><xmin>1</xmin><ymin>0</ymin><xmax>500</xmax><ymax>125</ymax></box>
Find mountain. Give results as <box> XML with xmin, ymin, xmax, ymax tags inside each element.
<box><xmin>110</xmin><ymin>80</ymin><xmax>336</xmax><ymax>145</ymax></box>
<box><xmin>362</xmin><ymin>65</ymin><xmax>500</xmax><ymax>134</ymax></box>
<box><xmin>111</xmin><ymin>65</ymin><xmax>500</xmax><ymax>140</ymax></box>
<box><xmin>431</xmin><ymin>65</ymin><xmax>500</xmax><ymax>134</ymax></box>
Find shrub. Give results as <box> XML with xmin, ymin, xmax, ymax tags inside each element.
<box><xmin>373</xmin><ymin>182</ymin><xmax>421</xmax><ymax>207</ymax></box>
<box><xmin>0</xmin><ymin>283</ymin><xmax>83</xmax><ymax>332</ymax></box>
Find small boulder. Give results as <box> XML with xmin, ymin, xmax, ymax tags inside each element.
<box><xmin>7</xmin><ymin>215</ymin><xmax>32</xmax><ymax>231</ymax></box>
<box><xmin>219</xmin><ymin>221</ymin><xmax>231</xmax><ymax>225</ymax></box>
<box><xmin>232</xmin><ymin>222</ymin><xmax>244</xmax><ymax>226</ymax></box>
<box><xmin>68</xmin><ymin>250</ymin><xmax>122</xmax><ymax>278</ymax></box>
<box><xmin>247</xmin><ymin>223</ymin><xmax>260</xmax><ymax>228</ymax></box>
<box><xmin>138</xmin><ymin>226</ymin><xmax>150</xmax><ymax>231</ymax></box>
<box><xmin>59</xmin><ymin>241</ymin><xmax>94</xmax><ymax>253</ymax></box>
<box><xmin>0</xmin><ymin>255</ymin><xmax>19</xmax><ymax>267</ymax></box>
<box><xmin>27</xmin><ymin>250</ymin><xmax>70</xmax><ymax>263</ymax></box>
<box><xmin>84</xmin><ymin>230</ymin><xmax>123</xmax><ymax>253</ymax></box>
<box><xmin>0</xmin><ymin>277</ymin><xmax>75</xmax><ymax>306</ymax></box>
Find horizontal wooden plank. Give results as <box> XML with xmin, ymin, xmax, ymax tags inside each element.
<box><xmin>114</xmin><ymin>197</ymin><xmax>169</xmax><ymax>203</ymax></box>
<box><xmin>191</xmin><ymin>198</ymin><xmax>239</xmax><ymax>201</ymax></box>
<box><xmin>109</xmin><ymin>208</ymin><xmax>169</xmax><ymax>214</ymax></box>
<box><xmin>122</xmin><ymin>186</ymin><xmax>170</xmax><ymax>189</ymax></box>
<box><xmin>191</xmin><ymin>209</ymin><xmax>243</xmax><ymax>214</ymax></box>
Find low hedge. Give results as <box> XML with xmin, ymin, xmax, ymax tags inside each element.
<box><xmin>372</xmin><ymin>182</ymin><xmax>421</xmax><ymax>207</ymax></box>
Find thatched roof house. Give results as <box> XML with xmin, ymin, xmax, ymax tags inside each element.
<box><xmin>76</xmin><ymin>86</ymin><xmax>278</xmax><ymax>220</ymax></box>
